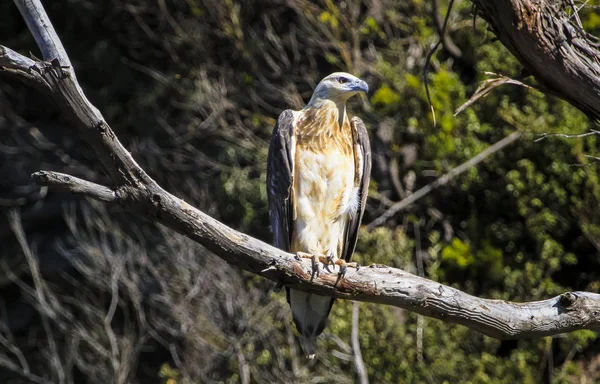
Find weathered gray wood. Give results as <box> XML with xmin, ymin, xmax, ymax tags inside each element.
<box><xmin>473</xmin><ymin>0</ymin><xmax>600</xmax><ymax>121</ymax></box>
<box><xmin>32</xmin><ymin>172</ymin><xmax>117</xmax><ymax>202</ymax></box>
<box><xmin>2</xmin><ymin>0</ymin><xmax>600</xmax><ymax>341</ymax></box>
<box><xmin>14</xmin><ymin>0</ymin><xmax>71</xmax><ymax>68</ymax></box>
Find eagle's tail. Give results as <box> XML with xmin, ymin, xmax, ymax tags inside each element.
<box><xmin>287</xmin><ymin>288</ymin><xmax>335</xmax><ymax>358</ymax></box>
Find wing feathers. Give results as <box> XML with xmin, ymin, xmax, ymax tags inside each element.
<box><xmin>342</xmin><ymin>117</ymin><xmax>372</xmax><ymax>262</ymax></box>
<box><xmin>267</xmin><ymin>110</ymin><xmax>296</xmax><ymax>251</ymax></box>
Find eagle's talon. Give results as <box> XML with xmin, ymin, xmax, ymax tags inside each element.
<box><xmin>334</xmin><ymin>268</ymin><xmax>346</xmax><ymax>289</ymax></box>
<box><xmin>324</xmin><ymin>254</ymin><xmax>335</xmax><ymax>273</ymax></box>
<box><xmin>295</xmin><ymin>252</ymin><xmax>321</xmax><ymax>280</ymax></box>
<box><xmin>331</xmin><ymin>259</ymin><xmax>347</xmax><ymax>289</ymax></box>
<box><xmin>310</xmin><ymin>256</ymin><xmax>320</xmax><ymax>280</ymax></box>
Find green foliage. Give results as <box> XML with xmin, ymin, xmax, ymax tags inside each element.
<box><xmin>442</xmin><ymin>238</ymin><xmax>474</xmax><ymax>268</ymax></box>
<box><xmin>370</xmin><ymin>85</ymin><xmax>402</xmax><ymax>112</ymax></box>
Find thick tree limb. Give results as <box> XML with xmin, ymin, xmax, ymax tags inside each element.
<box><xmin>472</xmin><ymin>0</ymin><xmax>600</xmax><ymax>121</ymax></box>
<box><xmin>2</xmin><ymin>0</ymin><xmax>600</xmax><ymax>341</ymax></box>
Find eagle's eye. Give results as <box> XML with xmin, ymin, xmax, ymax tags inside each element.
<box><xmin>338</xmin><ymin>77</ymin><xmax>348</xmax><ymax>84</ymax></box>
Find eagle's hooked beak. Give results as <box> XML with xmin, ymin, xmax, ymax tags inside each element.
<box><xmin>350</xmin><ymin>79</ymin><xmax>369</xmax><ymax>94</ymax></box>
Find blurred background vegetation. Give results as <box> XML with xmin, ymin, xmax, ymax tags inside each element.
<box><xmin>1</xmin><ymin>0</ymin><xmax>599</xmax><ymax>383</ymax></box>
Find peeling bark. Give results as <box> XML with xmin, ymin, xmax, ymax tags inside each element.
<box><xmin>473</xmin><ymin>0</ymin><xmax>600</xmax><ymax>121</ymax></box>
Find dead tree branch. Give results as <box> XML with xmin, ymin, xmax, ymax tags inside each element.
<box><xmin>2</xmin><ymin>0</ymin><xmax>600</xmax><ymax>341</ymax></box>
<box><xmin>455</xmin><ymin>72</ymin><xmax>534</xmax><ymax>116</ymax></box>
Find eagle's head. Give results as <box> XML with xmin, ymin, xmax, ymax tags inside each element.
<box><xmin>309</xmin><ymin>72</ymin><xmax>368</xmax><ymax>105</ymax></box>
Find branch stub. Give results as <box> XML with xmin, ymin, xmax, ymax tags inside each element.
<box><xmin>559</xmin><ymin>292</ymin><xmax>577</xmax><ymax>308</ymax></box>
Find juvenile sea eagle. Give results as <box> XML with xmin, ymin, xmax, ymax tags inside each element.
<box><xmin>267</xmin><ymin>72</ymin><xmax>371</xmax><ymax>358</ymax></box>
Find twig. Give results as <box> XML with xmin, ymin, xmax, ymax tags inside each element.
<box><xmin>414</xmin><ymin>221</ymin><xmax>424</xmax><ymax>364</ymax></box>
<box><xmin>455</xmin><ymin>72</ymin><xmax>533</xmax><ymax>116</ymax></box>
<box><xmin>352</xmin><ymin>301</ymin><xmax>369</xmax><ymax>384</ymax></box>
<box><xmin>556</xmin><ymin>344</ymin><xmax>578</xmax><ymax>381</ymax></box>
<box><xmin>368</xmin><ymin>131</ymin><xmax>522</xmax><ymax>229</ymax></box>
<box><xmin>432</xmin><ymin>0</ymin><xmax>463</xmax><ymax>60</ymax></box>
<box><xmin>567</xmin><ymin>0</ymin><xmax>584</xmax><ymax>30</ymax></box>
<box><xmin>236</xmin><ymin>346</ymin><xmax>251</xmax><ymax>384</ymax></box>
<box><xmin>423</xmin><ymin>0</ymin><xmax>456</xmax><ymax>127</ymax></box>
<box><xmin>32</xmin><ymin>171</ymin><xmax>117</xmax><ymax>202</ymax></box>
<box><xmin>105</xmin><ymin>263</ymin><xmax>123</xmax><ymax>378</ymax></box>
<box><xmin>535</xmin><ymin>130</ymin><xmax>600</xmax><ymax>142</ymax></box>
<box><xmin>389</xmin><ymin>158</ymin><xmax>407</xmax><ymax>199</ymax></box>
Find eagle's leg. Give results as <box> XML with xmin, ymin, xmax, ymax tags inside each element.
<box><xmin>295</xmin><ymin>252</ymin><xmax>330</xmax><ymax>280</ymax></box>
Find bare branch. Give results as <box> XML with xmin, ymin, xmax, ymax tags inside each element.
<box><xmin>423</xmin><ymin>0</ymin><xmax>456</xmax><ymax>127</ymax></box>
<box><xmin>0</xmin><ymin>45</ymin><xmax>37</xmax><ymax>71</ymax></box>
<box><xmin>455</xmin><ymin>72</ymin><xmax>534</xmax><ymax>116</ymax></box>
<box><xmin>414</xmin><ymin>221</ymin><xmax>425</xmax><ymax>364</ymax></box>
<box><xmin>368</xmin><ymin>131</ymin><xmax>522</xmax><ymax>229</ymax></box>
<box><xmin>583</xmin><ymin>154</ymin><xmax>600</xmax><ymax>162</ymax></box>
<box><xmin>236</xmin><ymin>347</ymin><xmax>251</xmax><ymax>384</ymax></box>
<box><xmin>14</xmin><ymin>0</ymin><xmax>72</xmax><ymax>67</ymax></box>
<box><xmin>3</xmin><ymin>0</ymin><xmax>600</xmax><ymax>343</ymax></box>
<box><xmin>431</xmin><ymin>0</ymin><xmax>463</xmax><ymax>61</ymax></box>
<box><xmin>535</xmin><ymin>129</ymin><xmax>600</xmax><ymax>142</ymax></box>
<box><xmin>566</xmin><ymin>0</ymin><xmax>584</xmax><ymax>30</ymax></box>
<box><xmin>32</xmin><ymin>171</ymin><xmax>117</xmax><ymax>202</ymax></box>
<box><xmin>351</xmin><ymin>302</ymin><xmax>369</xmax><ymax>384</ymax></box>
<box><xmin>0</xmin><ymin>46</ymin><xmax>53</xmax><ymax>92</ymax></box>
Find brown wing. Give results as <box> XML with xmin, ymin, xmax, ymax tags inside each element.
<box><xmin>341</xmin><ymin>116</ymin><xmax>371</xmax><ymax>262</ymax></box>
<box><xmin>266</xmin><ymin>109</ymin><xmax>296</xmax><ymax>251</ymax></box>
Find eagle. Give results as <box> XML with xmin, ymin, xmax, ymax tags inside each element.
<box><xmin>267</xmin><ymin>72</ymin><xmax>371</xmax><ymax>358</ymax></box>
